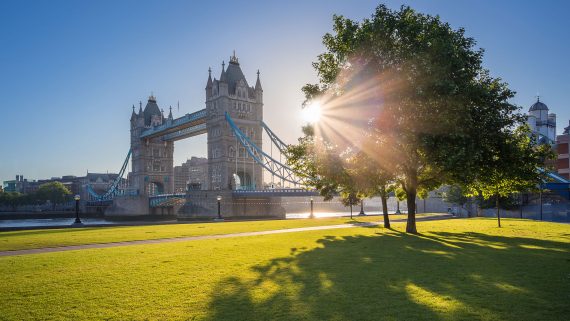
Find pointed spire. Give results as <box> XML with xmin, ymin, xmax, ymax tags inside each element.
<box><xmin>255</xmin><ymin>69</ymin><xmax>262</xmax><ymax>91</ymax></box>
<box><xmin>138</xmin><ymin>101</ymin><xmax>143</xmax><ymax>115</ymax></box>
<box><xmin>206</xmin><ymin>67</ymin><xmax>213</xmax><ymax>88</ymax></box>
<box><xmin>220</xmin><ymin>60</ymin><xmax>227</xmax><ymax>82</ymax></box>
<box><xmin>130</xmin><ymin>104</ymin><xmax>136</xmax><ymax>120</ymax></box>
<box><xmin>168</xmin><ymin>106</ymin><xmax>173</xmax><ymax>119</ymax></box>
<box><xmin>230</xmin><ymin>50</ymin><xmax>239</xmax><ymax>64</ymax></box>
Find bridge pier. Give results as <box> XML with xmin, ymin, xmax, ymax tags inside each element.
<box><xmin>179</xmin><ymin>190</ymin><xmax>285</xmax><ymax>220</ymax></box>
<box><xmin>104</xmin><ymin>195</ymin><xmax>153</xmax><ymax>217</ymax></box>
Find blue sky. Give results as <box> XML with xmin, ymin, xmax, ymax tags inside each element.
<box><xmin>1</xmin><ymin>0</ymin><xmax>569</xmax><ymax>182</ymax></box>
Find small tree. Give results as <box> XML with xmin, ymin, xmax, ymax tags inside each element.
<box><xmin>348</xmin><ymin>151</ymin><xmax>395</xmax><ymax>228</ymax></box>
<box><xmin>441</xmin><ymin>185</ymin><xmax>472</xmax><ymax>216</ymax></box>
<box><xmin>466</xmin><ymin>127</ymin><xmax>553</xmax><ymax>227</ymax></box>
<box><xmin>36</xmin><ymin>182</ymin><xmax>72</xmax><ymax>210</ymax></box>
<box><xmin>0</xmin><ymin>192</ymin><xmax>23</xmax><ymax>211</ymax></box>
<box><xmin>340</xmin><ymin>191</ymin><xmax>361</xmax><ymax>219</ymax></box>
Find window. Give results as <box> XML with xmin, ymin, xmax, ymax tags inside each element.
<box><xmin>153</xmin><ymin>148</ymin><xmax>159</xmax><ymax>157</ymax></box>
<box><xmin>153</xmin><ymin>162</ymin><xmax>160</xmax><ymax>172</ymax></box>
<box><xmin>229</xmin><ymin>146</ymin><xmax>236</xmax><ymax>157</ymax></box>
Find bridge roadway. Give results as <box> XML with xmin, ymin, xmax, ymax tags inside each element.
<box><xmin>139</xmin><ymin>109</ymin><xmax>207</xmax><ymax>141</ymax></box>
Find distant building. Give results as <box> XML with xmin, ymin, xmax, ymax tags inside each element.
<box><xmin>2</xmin><ymin>175</ymin><xmax>26</xmax><ymax>193</ymax></box>
<box><xmin>556</xmin><ymin>121</ymin><xmax>570</xmax><ymax>179</ymax></box>
<box><xmin>527</xmin><ymin>97</ymin><xmax>556</xmax><ymax>145</ymax></box>
<box><xmin>2</xmin><ymin>173</ymin><xmax>120</xmax><ymax>199</ymax></box>
<box><xmin>173</xmin><ymin>157</ymin><xmax>208</xmax><ymax>192</ymax></box>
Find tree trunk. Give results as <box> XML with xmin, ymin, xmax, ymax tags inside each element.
<box><xmin>381</xmin><ymin>194</ymin><xmax>390</xmax><ymax>228</ymax></box>
<box><xmin>495</xmin><ymin>195</ymin><xmax>501</xmax><ymax>227</ymax></box>
<box><xmin>406</xmin><ymin>188</ymin><xmax>417</xmax><ymax>234</ymax></box>
<box><xmin>350</xmin><ymin>204</ymin><xmax>353</xmax><ymax>219</ymax></box>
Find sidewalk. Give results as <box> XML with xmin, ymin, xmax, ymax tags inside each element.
<box><xmin>0</xmin><ymin>214</ymin><xmax>453</xmax><ymax>257</ymax></box>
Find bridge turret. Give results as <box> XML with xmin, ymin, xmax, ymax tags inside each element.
<box><xmin>218</xmin><ymin>61</ymin><xmax>228</xmax><ymax>96</ymax></box>
<box><xmin>130</xmin><ymin>104</ymin><xmax>137</xmax><ymax>122</ymax></box>
<box><xmin>255</xmin><ymin>69</ymin><xmax>263</xmax><ymax>102</ymax></box>
<box><xmin>130</xmin><ymin>95</ymin><xmax>175</xmax><ymax>196</ymax></box>
<box><xmin>206</xmin><ymin>53</ymin><xmax>263</xmax><ymax>190</ymax></box>
<box><xmin>206</xmin><ymin>67</ymin><xmax>213</xmax><ymax>99</ymax></box>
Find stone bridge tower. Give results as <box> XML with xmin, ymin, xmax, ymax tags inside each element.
<box><xmin>206</xmin><ymin>53</ymin><xmax>264</xmax><ymax>190</ymax></box>
<box><xmin>130</xmin><ymin>96</ymin><xmax>174</xmax><ymax>196</ymax></box>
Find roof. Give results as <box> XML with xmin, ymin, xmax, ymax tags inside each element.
<box><xmin>143</xmin><ymin>96</ymin><xmax>162</xmax><ymax>125</ymax></box>
<box><xmin>255</xmin><ymin>70</ymin><xmax>262</xmax><ymax>91</ymax></box>
<box><xmin>224</xmin><ymin>60</ymin><xmax>249</xmax><ymax>95</ymax></box>
<box><xmin>529</xmin><ymin>98</ymin><xmax>548</xmax><ymax>112</ymax></box>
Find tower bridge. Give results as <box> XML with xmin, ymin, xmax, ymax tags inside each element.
<box><xmin>86</xmin><ymin>53</ymin><xmax>314</xmax><ymax>218</ymax></box>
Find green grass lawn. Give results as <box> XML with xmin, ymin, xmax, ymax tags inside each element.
<box><xmin>0</xmin><ymin>214</ymin><xmax>439</xmax><ymax>251</ymax></box>
<box><xmin>0</xmin><ymin>218</ymin><xmax>568</xmax><ymax>320</ymax></box>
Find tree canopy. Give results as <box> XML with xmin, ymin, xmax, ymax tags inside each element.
<box><xmin>288</xmin><ymin>4</ymin><xmax>548</xmax><ymax>233</ymax></box>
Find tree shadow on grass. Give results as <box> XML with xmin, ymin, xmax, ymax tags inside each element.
<box><xmin>203</xmin><ymin>230</ymin><xmax>570</xmax><ymax>321</ymax></box>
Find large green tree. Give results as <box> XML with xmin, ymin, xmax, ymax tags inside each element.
<box><xmin>291</xmin><ymin>4</ymin><xmax>533</xmax><ymax>233</ymax></box>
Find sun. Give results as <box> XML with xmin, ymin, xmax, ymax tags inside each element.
<box><xmin>302</xmin><ymin>101</ymin><xmax>322</xmax><ymax>123</ymax></box>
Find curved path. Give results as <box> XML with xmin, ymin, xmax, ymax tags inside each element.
<box><xmin>0</xmin><ymin>214</ymin><xmax>453</xmax><ymax>257</ymax></box>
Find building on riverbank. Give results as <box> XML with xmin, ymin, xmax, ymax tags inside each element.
<box><xmin>556</xmin><ymin>120</ymin><xmax>570</xmax><ymax>179</ymax></box>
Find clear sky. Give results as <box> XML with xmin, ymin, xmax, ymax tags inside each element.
<box><xmin>1</xmin><ymin>0</ymin><xmax>569</xmax><ymax>183</ymax></box>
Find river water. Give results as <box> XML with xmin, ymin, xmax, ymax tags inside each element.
<box><xmin>0</xmin><ymin>211</ymin><xmax>398</xmax><ymax>228</ymax></box>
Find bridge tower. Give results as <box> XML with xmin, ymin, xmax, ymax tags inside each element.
<box><xmin>206</xmin><ymin>53</ymin><xmax>263</xmax><ymax>190</ymax></box>
<box><xmin>130</xmin><ymin>96</ymin><xmax>174</xmax><ymax>196</ymax></box>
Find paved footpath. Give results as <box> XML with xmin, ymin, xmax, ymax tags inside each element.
<box><xmin>0</xmin><ymin>214</ymin><xmax>452</xmax><ymax>257</ymax></box>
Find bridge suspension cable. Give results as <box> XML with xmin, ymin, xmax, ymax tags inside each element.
<box><xmin>86</xmin><ymin>149</ymin><xmax>132</xmax><ymax>201</ymax></box>
<box><xmin>225</xmin><ymin>112</ymin><xmax>303</xmax><ymax>186</ymax></box>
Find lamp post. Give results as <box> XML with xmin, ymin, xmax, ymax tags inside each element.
<box><xmin>309</xmin><ymin>197</ymin><xmax>314</xmax><ymax>219</ymax></box>
<box><xmin>358</xmin><ymin>199</ymin><xmax>366</xmax><ymax>216</ymax></box>
<box><xmin>72</xmin><ymin>194</ymin><xmax>83</xmax><ymax>227</ymax></box>
<box><xmin>395</xmin><ymin>200</ymin><xmax>401</xmax><ymax>214</ymax></box>
<box><xmin>216</xmin><ymin>195</ymin><xmax>223</xmax><ymax>221</ymax></box>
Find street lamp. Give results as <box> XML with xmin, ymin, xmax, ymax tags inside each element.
<box><xmin>309</xmin><ymin>197</ymin><xmax>314</xmax><ymax>219</ymax></box>
<box><xmin>72</xmin><ymin>194</ymin><xmax>83</xmax><ymax>227</ymax></box>
<box><xmin>395</xmin><ymin>200</ymin><xmax>401</xmax><ymax>214</ymax></box>
<box><xmin>216</xmin><ymin>195</ymin><xmax>223</xmax><ymax>221</ymax></box>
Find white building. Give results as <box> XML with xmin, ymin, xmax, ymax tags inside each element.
<box><xmin>527</xmin><ymin>97</ymin><xmax>556</xmax><ymax>144</ymax></box>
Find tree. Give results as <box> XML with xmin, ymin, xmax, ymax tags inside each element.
<box><xmin>466</xmin><ymin>127</ymin><xmax>552</xmax><ymax>227</ymax></box>
<box><xmin>0</xmin><ymin>192</ymin><xmax>23</xmax><ymax>211</ymax></box>
<box><xmin>291</xmin><ymin>4</ymin><xmax>529</xmax><ymax>233</ymax></box>
<box><xmin>36</xmin><ymin>182</ymin><xmax>72</xmax><ymax>210</ymax></box>
<box><xmin>340</xmin><ymin>191</ymin><xmax>361</xmax><ymax>219</ymax></box>
<box><xmin>349</xmin><ymin>151</ymin><xmax>394</xmax><ymax>228</ymax></box>
<box><xmin>441</xmin><ymin>185</ymin><xmax>472</xmax><ymax>216</ymax></box>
